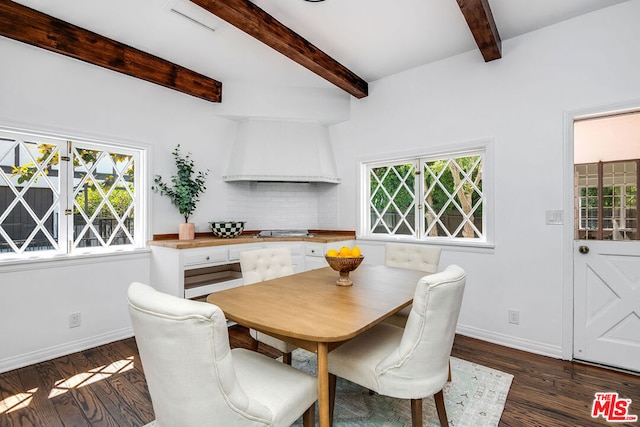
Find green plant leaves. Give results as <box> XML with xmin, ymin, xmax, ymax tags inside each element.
<box><xmin>152</xmin><ymin>145</ymin><xmax>209</xmax><ymax>223</ymax></box>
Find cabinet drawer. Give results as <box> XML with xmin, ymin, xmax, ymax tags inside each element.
<box><xmin>183</xmin><ymin>249</ymin><xmax>228</xmax><ymax>268</ymax></box>
<box><xmin>305</xmin><ymin>243</ymin><xmax>326</xmax><ymax>257</ymax></box>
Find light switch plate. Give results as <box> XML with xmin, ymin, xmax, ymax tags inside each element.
<box><xmin>545</xmin><ymin>210</ymin><xmax>563</xmax><ymax>225</ymax></box>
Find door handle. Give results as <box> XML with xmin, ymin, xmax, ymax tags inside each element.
<box><xmin>578</xmin><ymin>245</ymin><xmax>590</xmax><ymax>254</ymax></box>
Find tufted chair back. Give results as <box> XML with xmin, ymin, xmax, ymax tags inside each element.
<box><xmin>327</xmin><ymin>265</ymin><xmax>466</xmax><ymax>426</ymax></box>
<box><xmin>377</xmin><ymin>265</ymin><xmax>466</xmax><ymax>397</ymax></box>
<box><xmin>127</xmin><ymin>282</ymin><xmax>270</xmax><ymax>426</ymax></box>
<box><xmin>239</xmin><ymin>247</ymin><xmax>298</xmax><ymax>362</ymax></box>
<box><xmin>383</xmin><ymin>243</ymin><xmax>442</xmax><ymax>328</ymax></box>
<box><xmin>240</xmin><ymin>247</ymin><xmax>295</xmax><ymax>285</ymax></box>
<box><xmin>385</xmin><ymin>243</ymin><xmax>441</xmax><ymax>274</ymax></box>
<box><xmin>128</xmin><ymin>282</ymin><xmax>318</xmax><ymax>427</ymax></box>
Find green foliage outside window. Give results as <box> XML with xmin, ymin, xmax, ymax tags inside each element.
<box><xmin>1</xmin><ymin>129</ymin><xmax>143</xmax><ymax>254</ymax></box>
<box><xmin>368</xmin><ymin>153</ymin><xmax>484</xmax><ymax>240</ymax></box>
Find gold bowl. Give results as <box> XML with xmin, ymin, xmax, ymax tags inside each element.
<box><xmin>325</xmin><ymin>256</ymin><xmax>364</xmax><ymax>286</ymax></box>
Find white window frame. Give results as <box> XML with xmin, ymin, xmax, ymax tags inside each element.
<box><xmin>0</xmin><ymin>126</ymin><xmax>149</xmax><ymax>261</ymax></box>
<box><xmin>358</xmin><ymin>139</ymin><xmax>494</xmax><ymax>249</ymax></box>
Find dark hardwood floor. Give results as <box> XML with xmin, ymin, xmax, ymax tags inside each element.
<box><xmin>1</xmin><ymin>327</ymin><xmax>638</xmax><ymax>426</ymax></box>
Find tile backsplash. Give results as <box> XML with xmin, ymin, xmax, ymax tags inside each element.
<box><xmin>226</xmin><ymin>182</ymin><xmax>338</xmax><ymax>230</ymax></box>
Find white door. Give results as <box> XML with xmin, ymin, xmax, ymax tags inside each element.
<box><xmin>573</xmin><ymin>114</ymin><xmax>640</xmax><ymax>373</ymax></box>
<box><xmin>573</xmin><ymin>240</ymin><xmax>640</xmax><ymax>372</ymax></box>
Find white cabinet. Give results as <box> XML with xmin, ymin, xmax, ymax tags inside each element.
<box><xmin>305</xmin><ymin>243</ymin><xmax>328</xmax><ymax>270</ymax></box>
<box><xmin>183</xmin><ymin>247</ymin><xmax>228</xmax><ymax>268</ymax></box>
<box><xmin>149</xmin><ymin>240</ymin><xmax>341</xmax><ymax>301</ymax></box>
<box><xmin>150</xmin><ymin>245</ymin><xmax>247</xmax><ymax>301</ymax></box>
<box><xmin>182</xmin><ymin>247</ymin><xmax>243</xmax><ymax>299</ymax></box>
<box><xmin>304</xmin><ymin>240</ymin><xmax>355</xmax><ymax>270</ymax></box>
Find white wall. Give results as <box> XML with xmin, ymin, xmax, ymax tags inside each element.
<box><xmin>0</xmin><ymin>38</ymin><xmax>238</xmax><ymax>234</ymax></box>
<box><xmin>0</xmin><ymin>35</ymin><xmax>236</xmax><ymax>371</ymax></box>
<box><xmin>0</xmin><ymin>253</ymin><xmax>149</xmax><ymax>372</ymax></box>
<box><xmin>2</xmin><ymin>0</ymin><xmax>639</xmax><ymax>371</ymax></box>
<box><xmin>331</xmin><ymin>1</ymin><xmax>640</xmax><ymax>357</ymax></box>
<box><xmin>0</xmin><ymin>32</ymin><xmax>347</xmax><ymax>371</ymax></box>
<box><xmin>226</xmin><ymin>181</ymin><xmax>339</xmax><ymax>230</ymax></box>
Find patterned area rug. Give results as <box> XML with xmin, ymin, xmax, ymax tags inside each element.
<box><xmin>289</xmin><ymin>349</ymin><xmax>513</xmax><ymax>427</ymax></box>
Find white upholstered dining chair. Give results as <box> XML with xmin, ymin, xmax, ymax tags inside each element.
<box><xmin>127</xmin><ymin>282</ymin><xmax>317</xmax><ymax>427</ymax></box>
<box><xmin>384</xmin><ymin>242</ymin><xmax>442</xmax><ymax>328</ymax></box>
<box><xmin>239</xmin><ymin>247</ymin><xmax>298</xmax><ymax>364</ymax></box>
<box><xmin>328</xmin><ymin>264</ymin><xmax>466</xmax><ymax>427</ymax></box>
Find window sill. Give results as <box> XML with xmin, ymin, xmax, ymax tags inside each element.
<box><xmin>0</xmin><ymin>247</ymin><xmax>151</xmax><ymax>273</ymax></box>
<box><xmin>355</xmin><ymin>235</ymin><xmax>495</xmax><ymax>253</ymax></box>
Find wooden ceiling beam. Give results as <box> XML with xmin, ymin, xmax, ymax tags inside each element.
<box><xmin>0</xmin><ymin>0</ymin><xmax>222</xmax><ymax>103</ymax></box>
<box><xmin>456</xmin><ymin>0</ymin><xmax>502</xmax><ymax>62</ymax></box>
<box><xmin>191</xmin><ymin>0</ymin><xmax>368</xmax><ymax>99</ymax></box>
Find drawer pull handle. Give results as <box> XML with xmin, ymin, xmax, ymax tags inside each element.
<box><xmin>206</xmin><ymin>256</ymin><xmax>210</xmax><ymax>260</ymax></box>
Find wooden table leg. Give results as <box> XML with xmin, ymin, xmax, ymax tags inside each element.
<box><xmin>317</xmin><ymin>341</ymin><xmax>330</xmax><ymax>427</ymax></box>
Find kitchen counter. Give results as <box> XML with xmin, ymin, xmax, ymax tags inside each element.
<box><xmin>148</xmin><ymin>230</ymin><xmax>356</xmax><ymax>299</ymax></box>
<box><xmin>148</xmin><ymin>230</ymin><xmax>356</xmax><ymax>250</ymax></box>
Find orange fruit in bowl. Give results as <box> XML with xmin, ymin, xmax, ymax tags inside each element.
<box><xmin>339</xmin><ymin>246</ymin><xmax>352</xmax><ymax>257</ymax></box>
<box><xmin>351</xmin><ymin>246</ymin><xmax>361</xmax><ymax>257</ymax></box>
<box><xmin>326</xmin><ymin>249</ymin><xmax>339</xmax><ymax>257</ymax></box>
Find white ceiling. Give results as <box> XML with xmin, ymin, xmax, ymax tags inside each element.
<box><xmin>13</xmin><ymin>0</ymin><xmax>631</xmax><ymax>94</ymax></box>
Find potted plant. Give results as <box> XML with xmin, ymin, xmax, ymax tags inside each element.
<box><xmin>152</xmin><ymin>145</ymin><xmax>209</xmax><ymax>240</ymax></box>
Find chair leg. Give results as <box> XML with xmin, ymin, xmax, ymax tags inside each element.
<box><xmin>434</xmin><ymin>390</ymin><xmax>449</xmax><ymax>426</ymax></box>
<box><xmin>250</xmin><ymin>336</ymin><xmax>259</xmax><ymax>352</ymax></box>
<box><xmin>283</xmin><ymin>351</ymin><xmax>292</xmax><ymax>365</ymax></box>
<box><xmin>447</xmin><ymin>361</ymin><xmax>452</xmax><ymax>382</ymax></box>
<box><xmin>410</xmin><ymin>398</ymin><xmax>423</xmax><ymax>427</ymax></box>
<box><xmin>302</xmin><ymin>402</ymin><xmax>315</xmax><ymax>427</ymax></box>
<box><xmin>329</xmin><ymin>373</ymin><xmax>337</xmax><ymax>425</ymax></box>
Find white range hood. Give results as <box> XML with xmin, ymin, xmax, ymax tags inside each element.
<box><xmin>224</xmin><ymin>119</ymin><xmax>340</xmax><ymax>183</ymax></box>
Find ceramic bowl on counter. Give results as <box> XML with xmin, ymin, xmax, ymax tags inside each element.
<box><xmin>210</xmin><ymin>221</ymin><xmax>246</xmax><ymax>238</ymax></box>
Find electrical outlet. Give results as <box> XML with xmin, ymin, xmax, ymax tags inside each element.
<box><xmin>508</xmin><ymin>309</ymin><xmax>519</xmax><ymax>325</ymax></box>
<box><xmin>69</xmin><ymin>312</ymin><xmax>81</xmax><ymax>328</ymax></box>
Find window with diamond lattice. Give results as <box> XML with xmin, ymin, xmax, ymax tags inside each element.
<box><xmin>369</xmin><ymin>163</ymin><xmax>417</xmax><ymax>236</ymax></box>
<box><xmin>0</xmin><ymin>128</ymin><xmax>145</xmax><ymax>256</ymax></box>
<box><xmin>364</xmin><ymin>150</ymin><xmax>485</xmax><ymax>242</ymax></box>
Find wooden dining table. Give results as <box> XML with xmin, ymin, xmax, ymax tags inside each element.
<box><xmin>206</xmin><ymin>264</ymin><xmax>428</xmax><ymax>427</ymax></box>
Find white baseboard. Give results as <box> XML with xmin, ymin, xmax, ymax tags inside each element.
<box><xmin>456</xmin><ymin>324</ymin><xmax>563</xmax><ymax>359</ymax></box>
<box><xmin>0</xmin><ymin>327</ymin><xmax>134</xmax><ymax>374</ymax></box>
<box><xmin>1</xmin><ymin>324</ymin><xmax>564</xmax><ymax>374</ymax></box>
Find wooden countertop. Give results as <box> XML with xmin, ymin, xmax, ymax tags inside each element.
<box><xmin>147</xmin><ymin>230</ymin><xmax>356</xmax><ymax>249</ymax></box>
